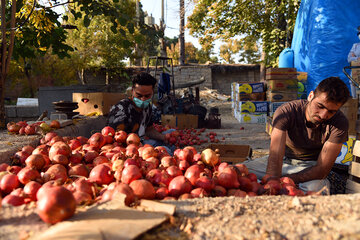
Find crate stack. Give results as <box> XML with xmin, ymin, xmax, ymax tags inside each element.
<box><xmin>232</xmin><ymin>82</ymin><xmax>268</xmax><ymax>124</ymax></box>
<box><xmin>266</xmin><ymin>68</ymin><xmax>299</xmax><ymax>117</ymax></box>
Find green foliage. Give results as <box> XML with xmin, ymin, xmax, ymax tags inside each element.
<box><xmin>187</xmin><ymin>0</ymin><xmax>300</xmax><ymax>66</ymax></box>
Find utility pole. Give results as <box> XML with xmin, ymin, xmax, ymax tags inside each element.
<box><xmin>159</xmin><ymin>0</ymin><xmax>167</xmax><ymax>57</ymax></box>
<box><xmin>179</xmin><ymin>0</ymin><xmax>185</xmax><ymax>65</ymax></box>
<box><xmin>134</xmin><ymin>0</ymin><xmax>142</xmax><ymax>66</ymax></box>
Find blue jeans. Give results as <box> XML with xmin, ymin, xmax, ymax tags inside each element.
<box><xmin>143</xmin><ymin>129</ymin><xmax>176</xmax><ymax>155</ymax></box>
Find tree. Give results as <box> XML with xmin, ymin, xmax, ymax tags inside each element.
<box><xmin>167</xmin><ymin>41</ymin><xmax>217</xmax><ymax>65</ymax></box>
<box><xmin>0</xmin><ymin>0</ymin><xmax>148</xmax><ymax>128</ymax></box>
<box><xmin>187</xmin><ymin>0</ymin><xmax>300</xmax><ymax>67</ymax></box>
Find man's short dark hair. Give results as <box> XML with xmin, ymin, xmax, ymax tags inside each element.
<box><xmin>132</xmin><ymin>72</ymin><xmax>156</xmax><ymax>88</ymax></box>
<box><xmin>314</xmin><ymin>76</ymin><xmax>350</xmax><ymax>104</ymax></box>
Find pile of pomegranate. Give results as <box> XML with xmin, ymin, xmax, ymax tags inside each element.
<box><xmin>7</xmin><ymin>120</ymin><xmax>60</xmax><ymax>135</ymax></box>
<box><xmin>0</xmin><ymin>126</ymin><xmax>311</xmax><ymax>225</ymax></box>
<box><xmin>153</xmin><ymin>123</ymin><xmax>222</xmax><ymax>147</ymax></box>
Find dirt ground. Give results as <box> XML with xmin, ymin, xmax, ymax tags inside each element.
<box><xmin>1</xmin><ymin>90</ymin><xmax>360</xmax><ymax>240</ymax></box>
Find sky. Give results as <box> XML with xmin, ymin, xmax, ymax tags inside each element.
<box><xmin>140</xmin><ymin>0</ymin><xmax>202</xmax><ymax>49</ymax></box>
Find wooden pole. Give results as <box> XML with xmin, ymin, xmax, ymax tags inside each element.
<box><xmin>0</xmin><ymin>0</ymin><xmax>7</xmax><ymax>128</ymax></box>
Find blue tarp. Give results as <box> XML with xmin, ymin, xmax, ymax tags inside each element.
<box><xmin>291</xmin><ymin>0</ymin><xmax>360</xmax><ymax>94</ymax></box>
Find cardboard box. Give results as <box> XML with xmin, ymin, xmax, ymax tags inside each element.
<box><xmin>266</xmin><ymin>68</ymin><xmax>298</xmax><ymax>80</ymax></box>
<box><xmin>267</xmin><ymin>79</ymin><xmax>298</xmax><ymax>91</ymax></box>
<box><xmin>235</xmin><ymin>112</ymin><xmax>267</xmax><ymax>124</ymax></box>
<box><xmin>340</xmin><ymin>98</ymin><xmax>358</xmax><ymax>135</ymax></box>
<box><xmin>161</xmin><ymin>114</ymin><xmax>198</xmax><ymax>129</ymax></box>
<box><xmin>73</xmin><ymin>92</ymin><xmax>127</xmax><ymax>115</ymax></box>
<box><xmin>236</xmin><ymin>82</ymin><xmax>265</xmax><ymax>93</ymax></box>
<box><xmin>208</xmin><ymin>144</ymin><xmax>251</xmax><ymax>163</ymax></box>
<box><xmin>238</xmin><ymin>92</ymin><xmax>266</xmax><ymax>101</ymax></box>
<box><xmin>269</xmin><ymin>102</ymin><xmax>287</xmax><ymax>116</ymax></box>
<box><xmin>267</xmin><ymin>91</ymin><xmax>298</xmax><ymax>102</ymax></box>
<box><xmin>238</xmin><ymin>101</ymin><xmax>268</xmax><ymax>113</ymax></box>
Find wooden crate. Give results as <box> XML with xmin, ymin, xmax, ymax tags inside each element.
<box><xmin>346</xmin><ymin>140</ymin><xmax>360</xmax><ymax>193</ymax></box>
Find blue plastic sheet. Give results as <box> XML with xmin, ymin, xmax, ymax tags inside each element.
<box><xmin>291</xmin><ymin>0</ymin><xmax>360</xmax><ymax>94</ymax></box>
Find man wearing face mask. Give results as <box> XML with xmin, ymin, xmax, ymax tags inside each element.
<box><xmin>244</xmin><ymin>77</ymin><xmax>350</xmax><ymax>193</ymax></box>
<box><xmin>108</xmin><ymin>72</ymin><xmax>171</xmax><ymax>149</ymax></box>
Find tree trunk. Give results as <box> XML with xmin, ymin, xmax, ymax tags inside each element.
<box><xmin>0</xmin><ymin>0</ymin><xmax>7</xmax><ymax>128</ymax></box>
<box><xmin>179</xmin><ymin>0</ymin><xmax>185</xmax><ymax>65</ymax></box>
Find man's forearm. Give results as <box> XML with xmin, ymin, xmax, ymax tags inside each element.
<box><xmin>145</xmin><ymin>127</ymin><xmax>165</xmax><ymax>142</ymax></box>
<box><xmin>266</xmin><ymin>154</ymin><xmax>283</xmax><ymax>177</ymax></box>
<box><xmin>284</xmin><ymin>164</ymin><xmax>328</xmax><ymax>184</ymax></box>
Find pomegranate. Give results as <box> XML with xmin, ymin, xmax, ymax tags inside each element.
<box><xmin>7</xmin><ymin>166</ymin><xmax>22</xmax><ymax>175</ymax></box>
<box><xmin>195</xmin><ymin>176</ymin><xmax>215</xmax><ymax>192</ymax></box>
<box><xmin>23</xmin><ymin>181</ymin><xmax>42</xmax><ymax>201</ymax></box>
<box><xmin>17</xmin><ymin>167</ymin><xmax>40</xmax><ymax>185</ymax></box>
<box><xmin>145</xmin><ymin>157</ymin><xmax>160</xmax><ymax>168</ymax></box>
<box><xmin>280</xmin><ymin>176</ymin><xmax>296</xmax><ymax>187</ymax></box>
<box><xmin>263</xmin><ymin>179</ymin><xmax>282</xmax><ymax>195</ymax></box>
<box><xmin>217</xmin><ymin>162</ymin><xmax>229</xmax><ymax>172</ymax></box>
<box><xmin>0</xmin><ymin>163</ymin><xmax>9</xmax><ymax>171</ymax></box>
<box><xmin>2</xmin><ymin>194</ymin><xmax>25</xmax><ymax>206</ymax></box>
<box><xmin>211</xmin><ymin>185</ymin><xmax>227</xmax><ymax>197</ymax></box>
<box><xmin>49</xmin><ymin>141</ymin><xmax>71</xmax><ymax>161</ymax></box>
<box><xmin>37</xmin><ymin>186</ymin><xmax>76</xmax><ymax>224</ymax></box>
<box><xmin>68</xmin><ymin>139</ymin><xmax>82</xmax><ymax>150</ymax></box>
<box><xmin>140</xmin><ymin>160</ymin><xmax>156</xmax><ymax>176</ymax></box>
<box><xmin>88</xmin><ymin>132</ymin><xmax>106</xmax><ymax>149</ymax></box>
<box><xmin>0</xmin><ymin>174</ymin><xmax>20</xmax><ymax>194</ymax></box>
<box><xmin>178</xmin><ymin>193</ymin><xmax>193</xmax><ymax>200</ymax></box>
<box><xmin>24</xmin><ymin>125</ymin><xmax>36</xmax><ymax>135</ymax></box>
<box><xmin>155</xmin><ymin>186</ymin><xmax>169</xmax><ymax>200</ymax></box>
<box><xmin>217</xmin><ymin>167</ymin><xmax>240</xmax><ymax>189</ymax></box>
<box><xmin>73</xmin><ymin>191</ymin><xmax>93</xmax><ymax>205</ymax></box>
<box><xmin>84</xmin><ymin>151</ymin><xmax>99</xmax><ymax>163</ymax></box>
<box><xmin>48</xmin><ymin>136</ymin><xmax>64</xmax><ymax>146</ymax></box>
<box><xmin>178</xmin><ymin>160</ymin><xmax>189</xmax><ymax>171</ymax></box>
<box><xmin>191</xmin><ymin>187</ymin><xmax>208</xmax><ymax>198</ymax></box>
<box><xmin>51</xmin><ymin>154</ymin><xmax>69</xmax><ymax>166</ymax></box>
<box><xmin>184</xmin><ymin>164</ymin><xmax>205</xmax><ymax>186</ymax></box>
<box><xmin>43</xmin><ymin>164</ymin><xmax>68</xmax><ymax>184</ymax></box>
<box><xmin>25</xmin><ymin>154</ymin><xmax>46</xmax><ymax>170</ymax></box>
<box><xmin>160</xmin><ymin>156</ymin><xmax>176</xmax><ymax>168</ymax></box>
<box><xmin>238</xmin><ymin>176</ymin><xmax>253</xmax><ymax>192</ymax></box>
<box><xmin>112</xmin><ymin>183</ymin><xmax>136</xmax><ymax>206</ymax></box>
<box><xmin>177</xmin><ymin>148</ymin><xmax>194</xmax><ymax>162</ymax></box>
<box><xmin>7</xmin><ymin>122</ymin><xmax>21</xmax><ymax>133</ymax></box>
<box><xmin>247</xmin><ymin>173</ymin><xmax>258</xmax><ymax>182</ymax></box>
<box><xmin>68</xmin><ymin>164</ymin><xmax>89</xmax><ymax>177</ymax></box>
<box><xmin>201</xmin><ymin>148</ymin><xmax>219</xmax><ymax>166</ymax></box>
<box><xmin>126</xmin><ymin>133</ymin><xmax>141</xmax><ymax>146</ymax></box>
<box><xmin>114</xmin><ymin>130</ymin><xmax>127</xmax><ymax>144</ymax></box>
<box><xmin>141</xmin><ymin>146</ymin><xmax>157</xmax><ymax>159</ymax></box>
<box><xmin>121</xmin><ymin>165</ymin><xmax>142</xmax><ymax>184</ymax></box>
<box><xmin>69</xmin><ymin>151</ymin><xmax>83</xmax><ymax>164</ymax></box>
<box><xmin>166</xmin><ymin>166</ymin><xmax>183</xmax><ymax>178</ymax></box>
<box><xmin>88</xmin><ymin>164</ymin><xmax>114</xmax><ymax>185</ymax></box>
<box><xmin>13</xmin><ymin>151</ymin><xmax>30</xmax><ymax>165</ymax></box>
<box><xmin>101</xmin><ymin>126</ymin><xmax>115</xmax><ymax>136</ymax></box>
<box><xmin>234</xmin><ymin>163</ymin><xmax>249</xmax><ymax>176</ymax></box>
<box><xmin>93</xmin><ymin>156</ymin><xmax>110</xmax><ymax>166</ymax></box>
<box><xmin>50</xmin><ymin>120</ymin><xmax>61</xmax><ymax>129</ymax></box>
<box><xmin>168</xmin><ymin>176</ymin><xmax>192</xmax><ymax>198</ymax></box>
<box><xmin>22</xmin><ymin>145</ymin><xmax>35</xmax><ymax>155</ymax></box>
<box><xmin>228</xmin><ymin>189</ymin><xmax>247</xmax><ymax>197</ymax></box>
<box><xmin>129</xmin><ymin>179</ymin><xmax>155</xmax><ymax>200</ymax></box>
<box><xmin>125</xmin><ymin>144</ymin><xmax>139</xmax><ymax>157</ymax></box>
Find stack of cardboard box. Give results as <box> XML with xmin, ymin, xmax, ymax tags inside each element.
<box><xmin>231</xmin><ymin>82</ymin><xmax>268</xmax><ymax>123</ymax></box>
